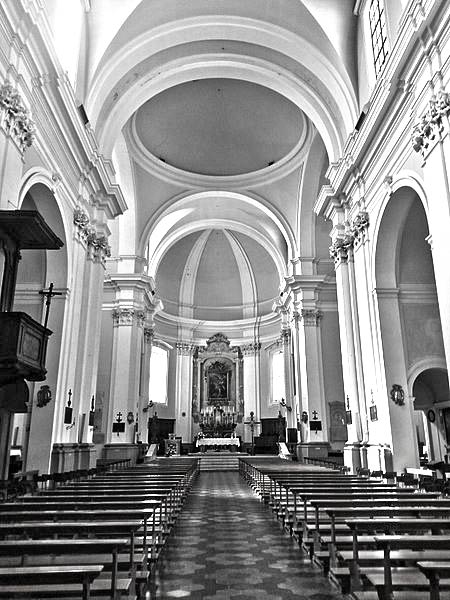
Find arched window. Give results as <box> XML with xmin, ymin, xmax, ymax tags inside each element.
<box><xmin>271</xmin><ymin>349</ymin><xmax>285</xmax><ymax>404</ymax></box>
<box><xmin>149</xmin><ymin>345</ymin><xmax>169</xmax><ymax>405</ymax></box>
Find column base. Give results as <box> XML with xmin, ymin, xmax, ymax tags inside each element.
<box><xmin>76</xmin><ymin>443</ymin><xmax>97</xmax><ymax>470</ymax></box>
<box><xmin>297</xmin><ymin>441</ymin><xmax>331</xmax><ymax>461</ymax></box>
<box><xmin>344</xmin><ymin>442</ymin><xmax>362</xmax><ymax>474</ymax></box>
<box><xmin>366</xmin><ymin>443</ymin><xmax>393</xmax><ymax>473</ymax></box>
<box><xmin>51</xmin><ymin>443</ymin><xmax>96</xmax><ymax>473</ymax></box>
<box><xmin>102</xmin><ymin>443</ymin><xmax>143</xmax><ymax>467</ymax></box>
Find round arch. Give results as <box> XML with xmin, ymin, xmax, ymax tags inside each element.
<box><xmin>141</xmin><ymin>190</ymin><xmax>295</xmax><ymax>284</ymax></box>
<box><xmin>87</xmin><ymin>14</ymin><xmax>357</xmax><ymax>162</ymax></box>
<box><xmin>408</xmin><ymin>358</ymin><xmax>448</xmax><ymax>397</ymax></box>
<box><xmin>18</xmin><ymin>170</ymin><xmax>69</xmax><ymax>288</ymax></box>
<box><xmin>149</xmin><ymin>219</ymin><xmax>287</xmax><ymax>289</ymax></box>
<box><xmin>140</xmin><ymin>189</ymin><xmax>296</xmax><ymax>256</ymax></box>
<box><xmin>370</xmin><ymin>173</ymin><xmax>429</xmax><ymax>289</ymax></box>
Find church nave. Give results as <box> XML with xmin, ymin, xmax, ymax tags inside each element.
<box><xmin>151</xmin><ymin>472</ymin><xmax>344</xmax><ymax>600</ymax></box>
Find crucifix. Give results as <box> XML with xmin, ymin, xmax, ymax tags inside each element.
<box><xmin>244</xmin><ymin>411</ymin><xmax>261</xmax><ymax>456</ymax></box>
<box><xmin>39</xmin><ymin>282</ymin><xmax>62</xmax><ymax>328</ymax></box>
<box><xmin>312</xmin><ymin>410</ymin><xmax>318</xmax><ymax>420</ymax></box>
<box><xmin>113</xmin><ymin>411</ymin><xmax>125</xmax><ymax>435</ymax></box>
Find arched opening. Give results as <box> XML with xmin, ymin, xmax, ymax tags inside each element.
<box><xmin>374</xmin><ymin>186</ymin><xmax>446</xmax><ymax>469</ymax></box>
<box><xmin>12</xmin><ymin>183</ymin><xmax>68</xmax><ymax>475</ymax></box>
<box><xmin>413</xmin><ymin>368</ymin><xmax>450</xmax><ymax>463</ymax></box>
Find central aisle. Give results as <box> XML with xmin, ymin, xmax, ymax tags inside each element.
<box><xmin>151</xmin><ymin>471</ymin><xmax>345</xmax><ymax>599</ymax></box>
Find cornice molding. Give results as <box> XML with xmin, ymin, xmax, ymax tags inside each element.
<box><xmin>126</xmin><ymin>114</ymin><xmax>311</xmax><ymax>189</ymax></box>
<box><xmin>317</xmin><ymin>0</ymin><xmax>443</xmax><ymax>205</ymax></box>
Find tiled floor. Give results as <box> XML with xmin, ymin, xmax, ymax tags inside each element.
<box><xmin>150</xmin><ymin>471</ymin><xmax>345</xmax><ymax>599</ymax></box>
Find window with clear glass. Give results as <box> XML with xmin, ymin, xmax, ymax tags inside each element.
<box><xmin>271</xmin><ymin>350</ymin><xmax>285</xmax><ymax>403</ymax></box>
<box><xmin>149</xmin><ymin>345</ymin><xmax>169</xmax><ymax>405</ymax></box>
<box><xmin>369</xmin><ymin>0</ymin><xmax>389</xmax><ymax>76</ymax></box>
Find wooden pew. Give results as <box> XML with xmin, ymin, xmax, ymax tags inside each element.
<box><xmin>338</xmin><ymin>518</ymin><xmax>450</xmax><ymax>596</ymax></box>
<box><xmin>364</xmin><ymin>536</ymin><xmax>450</xmax><ymax>600</ymax></box>
<box><xmin>0</xmin><ymin>565</ymin><xmax>103</xmax><ymax>600</ymax></box>
<box><xmin>418</xmin><ymin>561</ymin><xmax>450</xmax><ymax>600</ymax></box>
<box><xmin>0</xmin><ymin>459</ymin><xmax>198</xmax><ymax>598</ymax></box>
<box><xmin>0</xmin><ymin>538</ymin><xmax>132</xmax><ymax>599</ymax></box>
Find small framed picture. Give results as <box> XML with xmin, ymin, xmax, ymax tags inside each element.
<box><xmin>369</xmin><ymin>405</ymin><xmax>378</xmax><ymax>421</ymax></box>
<box><xmin>427</xmin><ymin>409</ymin><xmax>436</xmax><ymax>423</ymax></box>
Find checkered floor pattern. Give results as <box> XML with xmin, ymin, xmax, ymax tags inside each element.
<box><xmin>150</xmin><ymin>471</ymin><xmax>344</xmax><ymax>599</ymax></box>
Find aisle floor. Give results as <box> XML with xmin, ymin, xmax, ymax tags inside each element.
<box><xmin>150</xmin><ymin>471</ymin><xmax>346</xmax><ymax>599</ymax></box>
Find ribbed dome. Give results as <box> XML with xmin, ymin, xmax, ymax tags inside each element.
<box><xmin>156</xmin><ymin>228</ymin><xmax>279</xmax><ymax>321</ymax></box>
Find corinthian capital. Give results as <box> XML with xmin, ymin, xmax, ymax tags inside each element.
<box><xmin>329</xmin><ymin>234</ymin><xmax>354</xmax><ymax>266</ymax></box>
<box><xmin>351</xmin><ymin>211</ymin><xmax>369</xmax><ymax>246</ymax></box>
<box><xmin>73</xmin><ymin>207</ymin><xmax>90</xmax><ymax>243</ymax></box>
<box><xmin>87</xmin><ymin>231</ymin><xmax>111</xmax><ymax>264</ymax></box>
<box><xmin>112</xmin><ymin>307</ymin><xmax>145</xmax><ymax>327</ymax></box>
<box><xmin>280</xmin><ymin>329</ymin><xmax>291</xmax><ymax>345</ymax></box>
<box><xmin>176</xmin><ymin>342</ymin><xmax>196</xmax><ymax>356</ymax></box>
<box><xmin>241</xmin><ymin>342</ymin><xmax>261</xmax><ymax>356</ymax></box>
<box><xmin>412</xmin><ymin>89</ymin><xmax>450</xmax><ymax>157</ymax></box>
<box><xmin>0</xmin><ymin>83</ymin><xmax>35</xmax><ymax>152</ymax></box>
<box><xmin>301</xmin><ymin>309</ymin><xmax>323</xmax><ymax>327</ymax></box>
<box><xmin>144</xmin><ymin>327</ymin><xmax>154</xmax><ymax>344</ymax></box>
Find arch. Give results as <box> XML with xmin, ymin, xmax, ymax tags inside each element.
<box><xmin>19</xmin><ymin>168</ymin><xmax>70</xmax><ymax>232</ymax></box>
<box><xmin>87</xmin><ymin>13</ymin><xmax>357</xmax><ymax>162</ymax></box>
<box><xmin>408</xmin><ymin>357</ymin><xmax>448</xmax><ymax>396</ymax></box>
<box><xmin>150</xmin><ymin>220</ymin><xmax>287</xmax><ymax>290</ymax></box>
<box><xmin>97</xmin><ymin>53</ymin><xmax>347</xmax><ymax>163</ymax></box>
<box><xmin>370</xmin><ymin>173</ymin><xmax>429</xmax><ymax>288</ymax></box>
<box><xmin>140</xmin><ymin>189</ymin><xmax>296</xmax><ymax>260</ymax></box>
<box><xmin>18</xmin><ymin>172</ymin><xmax>69</xmax><ymax>288</ymax></box>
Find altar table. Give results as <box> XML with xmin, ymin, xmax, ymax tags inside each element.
<box><xmin>196</xmin><ymin>437</ymin><xmax>240</xmax><ymax>449</ymax></box>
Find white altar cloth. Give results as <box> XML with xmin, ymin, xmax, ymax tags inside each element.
<box><xmin>196</xmin><ymin>437</ymin><xmax>240</xmax><ymax>447</ymax></box>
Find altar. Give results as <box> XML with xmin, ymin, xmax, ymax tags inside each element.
<box><xmin>196</xmin><ymin>437</ymin><xmax>240</xmax><ymax>451</ymax></box>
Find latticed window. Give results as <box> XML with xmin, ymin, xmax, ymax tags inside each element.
<box><xmin>369</xmin><ymin>0</ymin><xmax>389</xmax><ymax>76</ymax></box>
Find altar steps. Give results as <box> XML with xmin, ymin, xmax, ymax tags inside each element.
<box><xmin>191</xmin><ymin>452</ymin><xmax>242</xmax><ymax>471</ymax></box>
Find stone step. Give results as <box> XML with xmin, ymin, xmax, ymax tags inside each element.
<box><xmin>194</xmin><ymin>452</ymin><xmax>241</xmax><ymax>471</ymax></box>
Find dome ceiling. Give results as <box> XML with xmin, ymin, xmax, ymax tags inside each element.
<box><xmin>156</xmin><ymin>228</ymin><xmax>279</xmax><ymax>322</ymax></box>
<box><xmin>133</xmin><ymin>78</ymin><xmax>304</xmax><ymax>176</ymax></box>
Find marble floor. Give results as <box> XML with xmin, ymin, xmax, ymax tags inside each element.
<box><xmin>150</xmin><ymin>471</ymin><xmax>345</xmax><ymax>599</ymax></box>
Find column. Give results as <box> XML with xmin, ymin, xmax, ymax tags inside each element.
<box><xmin>291</xmin><ymin>311</ymin><xmax>305</xmax><ymax>439</ymax></box>
<box><xmin>281</xmin><ymin>328</ymin><xmax>297</xmax><ymax>434</ymax></box>
<box><xmin>55</xmin><ymin>207</ymin><xmax>90</xmax><ymax>444</ymax></box>
<box><xmin>242</xmin><ymin>342</ymin><xmax>261</xmax><ymax>443</ymax></box>
<box><xmin>107</xmin><ymin>307</ymin><xmax>145</xmax><ymax>444</ymax></box>
<box><xmin>175</xmin><ymin>342</ymin><xmax>195</xmax><ymax>443</ymax></box>
<box><xmin>330</xmin><ymin>234</ymin><xmax>363</xmax><ymax>471</ymax></box>
<box><xmin>138</xmin><ymin>326</ymin><xmax>153</xmax><ymax>443</ymax></box>
<box><xmin>297</xmin><ymin>307</ymin><xmax>329</xmax><ymax>457</ymax></box>
<box><xmin>353</xmin><ymin>210</ymin><xmax>412</xmax><ymax>471</ymax></box>
<box><xmin>77</xmin><ymin>215</ymin><xmax>111</xmax><ymax>444</ymax></box>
